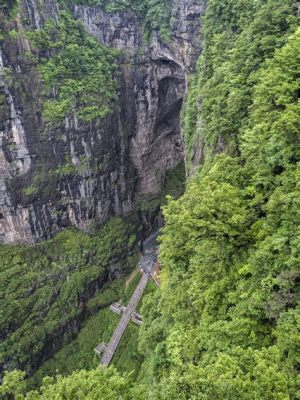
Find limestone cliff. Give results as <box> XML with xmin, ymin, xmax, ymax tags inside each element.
<box><xmin>0</xmin><ymin>0</ymin><xmax>205</xmax><ymax>244</ymax></box>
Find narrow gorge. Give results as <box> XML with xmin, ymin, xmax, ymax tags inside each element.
<box><xmin>0</xmin><ymin>0</ymin><xmax>204</xmax><ymax>385</ymax></box>
<box><xmin>0</xmin><ymin>0</ymin><xmax>204</xmax><ymax>244</ymax></box>
<box><xmin>1</xmin><ymin>1</ymin><xmax>299</xmax><ymax>399</ymax></box>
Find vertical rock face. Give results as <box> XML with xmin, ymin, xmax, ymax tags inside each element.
<box><xmin>0</xmin><ymin>0</ymin><xmax>205</xmax><ymax>244</ymax></box>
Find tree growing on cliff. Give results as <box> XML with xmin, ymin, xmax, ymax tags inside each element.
<box><xmin>0</xmin><ymin>368</ymin><xmax>146</xmax><ymax>399</ymax></box>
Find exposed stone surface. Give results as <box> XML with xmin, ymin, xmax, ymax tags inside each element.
<box><xmin>0</xmin><ymin>0</ymin><xmax>205</xmax><ymax>244</ymax></box>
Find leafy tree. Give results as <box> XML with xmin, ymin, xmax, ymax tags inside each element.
<box><xmin>1</xmin><ymin>2</ymin><xmax>299</xmax><ymax>399</ymax></box>
<box><xmin>0</xmin><ymin>368</ymin><xmax>146</xmax><ymax>399</ymax></box>
<box><xmin>138</xmin><ymin>4</ymin><xmax>300</xmax><ymax>399</ymax></box>
<box><xmin>0</xmin><ymin>370</ymin><xmax>26</xmax><ymax>399</ymax></box>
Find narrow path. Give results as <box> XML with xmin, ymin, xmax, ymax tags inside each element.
<box><xmin>100</xmin><ymin>272</ymin><xmax>149</xmax><ymax>366</ymax></box>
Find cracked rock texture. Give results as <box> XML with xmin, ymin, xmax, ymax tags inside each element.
<box><xmin>0</xmin><ymin>0</ymin><xmax>205</xmax><ymax>243</ymax></box>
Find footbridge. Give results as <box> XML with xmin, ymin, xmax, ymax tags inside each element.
<box><xmin>95</xmin><ymin>232</ymin><xmax>160</xmax><ymax>366</ymax></box>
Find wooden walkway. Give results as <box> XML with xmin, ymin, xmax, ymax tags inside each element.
<box><xmin>100</xmin><ymin>272</ymin><xmax>149</xmax><ymax>366</ymax></box>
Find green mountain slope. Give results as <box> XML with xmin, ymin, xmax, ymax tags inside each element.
<box><xmin>0</xmin><ymin>218</ymin><xmax>136</xmax><ymax>377</ymax></box>
<box><xmin>139</xmin><ymin>1</ymin><xmax>300</xmax><ymax>398</ymax></box>
<box><xmin>0</xmin><ymin>0</ymin><xmax>299</xmax><ymax>399</ymax></box>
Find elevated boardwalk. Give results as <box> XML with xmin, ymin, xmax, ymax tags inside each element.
<box><xmin>100</xmin><ymin>272</ymin><xmax>149</xmax><ymax>366</ymax></box>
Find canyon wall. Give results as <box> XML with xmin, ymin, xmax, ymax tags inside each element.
<box><xmin>0</xmin><ymin>0</ymin><xmax>205</xmax><ymax>244</ymax></box>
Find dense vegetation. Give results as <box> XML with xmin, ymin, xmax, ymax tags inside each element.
<box><xmin>29</xmin><ymin>11</ymin><xmax>118</xmax><ymax>124</ymax></box>
<box><xmin>1</xmin><ymin>0</ymin><xmax>299</xmax><ymax>398</ymax></box>
<box><xmin>139</xmin><ymin>0</ymin><xmax>300</xmax><ymax>398</ymax></box>
<box><xmin>28</xmin><ymin>272</ymin><xmax>156</xmax><ymax>388</ymax></box>
<box><xmin>184</xmin><ymin>0</ymin><xmax>299</xmax><ymax>165</ymax></box>
<box><xmin>0</xmin><ymin>218</ymin><xmax>136</xmax><ymax>378</ymax></box>
<box><xmin>0</xmin><ymin>368</ymin><xmax>142</xmax><ymax>399</ymax></box>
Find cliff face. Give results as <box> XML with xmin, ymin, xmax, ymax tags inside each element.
<box><xmin>0</xmin><ymin>0</ymin><xmax>204</xmax><ymax>244</ymax></box>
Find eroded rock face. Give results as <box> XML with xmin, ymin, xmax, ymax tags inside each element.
<box><xmin>0</xmin><ymin>0</ymin><xmax>205</xmax><ymax>243</ymax></box>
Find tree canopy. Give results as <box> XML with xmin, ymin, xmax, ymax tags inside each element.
<box><xmin>1</xmin><ymin>1</ymin><xmax>299</xmax><ymax>399</ymax></box>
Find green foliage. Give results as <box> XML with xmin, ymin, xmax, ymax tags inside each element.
<box><xmin>28</xmin><ymin>294</ymin><xmax>120</xmax><ymax>387</ymax></box>
<box><xmin>242</xmin><ymin>27</ymin><xmax>300</xmax><ymax>189</ymax></box>
<box><xmin>2</xmin><ymin>2</ymin><xmax>299</xmax><ymax>399</ymax></box>
<box><xmin>28</xmin><ymin>11</ymin><xmax>118</xmax><ymax>124</ymax></box>
<box><xmin>0</xmin><ymin>368</ymin><xmax>146</xmax><ymax>399</ymax></box>
<box><xmin>7</xmin><ymin>28</ymin><xmax>18</xmax><ymax>38</ymax></box>
<box><xmin>0</xmin><ymin>0</ymin><xmax>20</xmax><ymax>19</ymax></box>
<box><xmin>137</xmin><ymin>4</ymin><xmax>300</xmax><ymax>399</ymax></box>
<box><xmin>1</xmin><ymin>269</ymin><xmax>154</xmax><ymax>398</ymax></box>
<box><xmin>183</xmin><ymin>0</ymin><xmax>299</xmax><ymax>163</ymax></box>
<box><xmin>28</xmin><ymin>271</ymin><xmax>147</xmax><ymax>388</ymax></box>
<box><xmin>0</xmin><ymin>218</ymin><xmax>134</xmax><ymax>376</ymax></box>
<box><xmin>22</xmin><ymin>185</ymin><xmax>38</xmax><ymax>196</ymax></box>
<box><xmin>149</xmin><ymin>347</ymin><xmax>298</xmax><ymax>400</ymax></box>
<box><xmin>161</xmin><ymin>162</ymin><xmax>186</xmax><ymax>201</ymax></box>
<box><xmin>54</xmin><ymin>162</ymin><xmax>77</xmax><ymax>176</ymax></box>
<box><xmin>0</xmin><ymin>370</ymin><xmax>26</xmax><ymax>399</ymax></box>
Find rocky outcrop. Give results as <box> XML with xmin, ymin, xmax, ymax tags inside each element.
<box><xmin>0</xmin><ymin>0</ymin><xmax>205</xmax><ymax>244</ymax></box>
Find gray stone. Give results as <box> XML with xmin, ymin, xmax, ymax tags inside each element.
<box><xmin>0</xmin><ymin>0</ymin><xmax>205</xmax><ymax>243</ymax></box>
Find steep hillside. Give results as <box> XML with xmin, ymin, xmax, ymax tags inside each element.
<box><xmin>0</xmin><ymin>0</ymin><xmax>194</xmax><ymax>388</ymax></box>
<box><xmin>0</xmin><ymin>218</ymin><xmax>137</xmax><ymax>377</ymax></box>
<box><xmin>0</xmin><ymin>0</ymin><xmax>299</xmax><ymax>399</ymax></box>
<box><xmin>139</xmin><ymin>1</ymin><xmax>300</xmax><ymax>398</ymax></box>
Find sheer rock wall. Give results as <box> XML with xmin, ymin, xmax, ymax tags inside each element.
<box><xmin>0</xmin><ymin>0</ymin><xmax>205</xmax><ymax>243</ymax></box>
